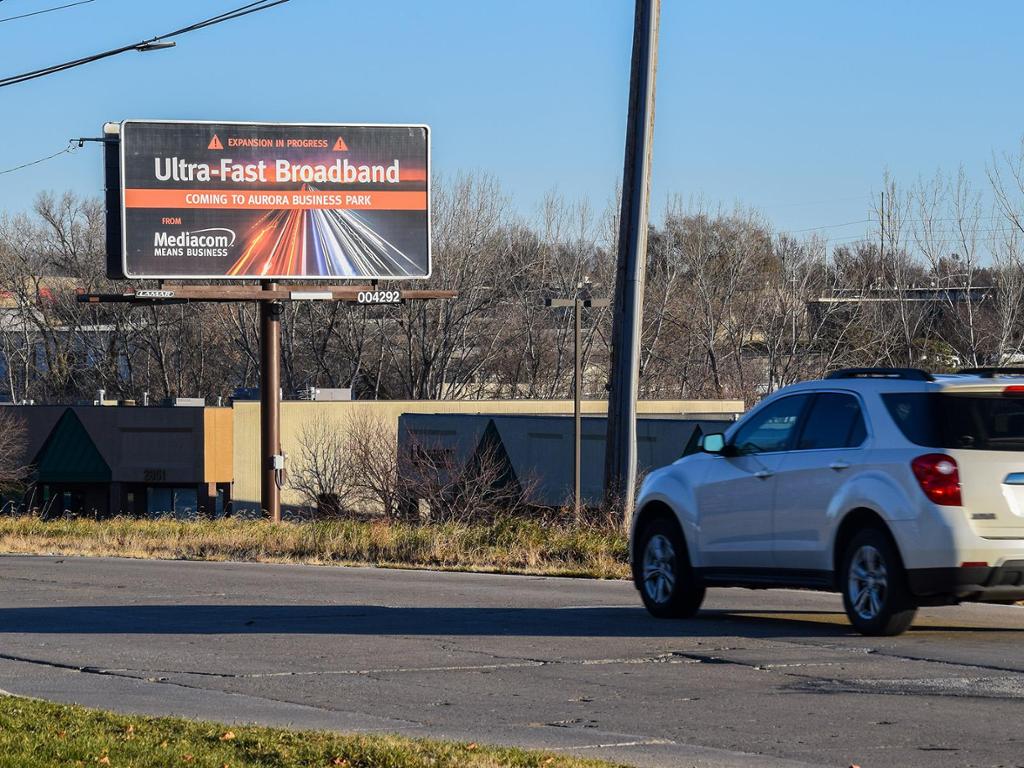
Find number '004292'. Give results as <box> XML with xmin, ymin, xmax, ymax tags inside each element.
<box><xmin>357</xmin><ymin>290</ymin><xmax>401</xmax><ymax>304</ymax></box>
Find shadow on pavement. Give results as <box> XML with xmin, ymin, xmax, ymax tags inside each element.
<box><xmin>0</xmin><ymin>604</ymin><xmax>1019</xmax><ymax>637</ymax></box>
<box><xmin>698</xmin><ymin>609</ymin><xmax>1024</xmax><ymax>634</ymax></box>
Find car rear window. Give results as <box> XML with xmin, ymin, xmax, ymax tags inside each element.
<box><xmin>882</xmin><ymin>392</ymin><xmax>1024</xmax><ymax>450</ymax></box>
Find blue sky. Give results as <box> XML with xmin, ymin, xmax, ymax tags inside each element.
<box><xmin>2</xmin><ymin>0</ymin><xmax>1023</xmax><ymax>244</ymax></box>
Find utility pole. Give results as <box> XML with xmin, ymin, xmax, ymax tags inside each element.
<box><xmin>548</xmin><ymin>286</ymin><xmax>609</xmax><ymax>522</ymax></box>
<box><xmin>879</xmin><ymin>190</ymin><xmax>885</xmax><ymax>263</ymax></box>
<box><xmin>604</xmin><ymin>0</ymin><xmax>661</xmax><ymax>524</ymax></box>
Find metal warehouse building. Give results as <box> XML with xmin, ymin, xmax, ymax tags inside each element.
<box><xmin>7</xmin><ymin>398</ymin><xmax>742</xmax><ymax>518</ymax></box>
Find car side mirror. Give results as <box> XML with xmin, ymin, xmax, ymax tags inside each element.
<box><xmin>701</xmin><ymin>433</ymin><xmax>726</xmax><ymax>454</ymax></box>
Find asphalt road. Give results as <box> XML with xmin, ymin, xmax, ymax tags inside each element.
<box><xmin>1</xmin><ymin>557</ymin><xmax>1023</xmax><ymax>768</ymax></box>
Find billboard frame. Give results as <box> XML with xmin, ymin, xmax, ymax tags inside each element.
<box><xmin>116</xmin><ymin>118</ymin><xmax>432</xmax><ymax>281</ymax></box>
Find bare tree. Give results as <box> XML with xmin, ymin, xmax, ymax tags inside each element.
<box><xmin>913</xmin><ymin>169</ymin><xmax>995</xmax><ymax>367</ymax></box>
<box><xmin>0</xmin><ymin>408</ymin><xmax>31</xmax><ymax>515</ymax></box>
<box><xmin>289</xmin><ymin>413</ymin><xmax>359</xmax><ymax>518</ymax></box>
<box><xmin>990</xmin><ymin>229</ymin><xmax>1024</xmax><ymax>364</ymax></box>
<box><xmin>988</xmin><ymin>143</ymin><xmax>1024</xmax><ymax>364</ymax></box>
<box><xmin>872</xmin><ymin>175</ymin><xmax>932</xmax><ymax>367</ymax></box>
<box><xmin>346</xmin><ymin>410</ymin><xmax>402</xmax><ymax>518</ymax></box>
<box><xmin>399</xmin><ymin>430</ymin><xmax>536</xmax><ymax>523</ymax></box>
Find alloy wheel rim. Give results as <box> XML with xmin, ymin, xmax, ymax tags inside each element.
<box><xmin>848</xmin><ymin>544</ymin><xmax>888</xmax><ymax>621</ymax></box>
<box><xmin>642</xmin><ymin>533</ymin><xmax>676</xmax><ymax>604</ymax></box>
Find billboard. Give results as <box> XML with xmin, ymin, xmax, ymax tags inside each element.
<box><xmin>117</xmin><ymin>120</ymin><xmax>430</xmax><ymax>280</ymax></box>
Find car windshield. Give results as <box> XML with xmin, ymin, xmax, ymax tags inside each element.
<box><xmin>882</xmin><ymin>391</ymin><xmax>1024</xmax><ymax>450</ymax></box>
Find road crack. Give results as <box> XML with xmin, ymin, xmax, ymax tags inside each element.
<box><xmin>0</xmin><ymin>651</ymin><xmax>428</xmax><ymax>727</ymax></box>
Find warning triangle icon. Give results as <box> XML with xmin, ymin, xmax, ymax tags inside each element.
<box><xmin>332</xmin><ymin>137</ymin><xmax>348</xmax><ymax>151</ymax></box>
<box><xmin>208</xmin><ymin>134</ymin><xmax>223</xmax><ymax>150</ymax></box>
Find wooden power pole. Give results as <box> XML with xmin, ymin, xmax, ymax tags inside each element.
<box><xmin>604</xmin><ymin>0</ymin><xmax>661</xmax><ymax>525</ymax></box>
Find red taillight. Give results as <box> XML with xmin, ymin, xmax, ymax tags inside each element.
<box><xmin>1004</xmin><ymin>385</ymin><xmax>1024</xmax><ymax>395</ymax></box>
<box><xmin>911</xmin><ymin>453</ymin><xmax>962</xmax><ymax>506</ymax></box>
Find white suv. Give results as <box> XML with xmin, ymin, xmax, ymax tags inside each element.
<box><xmin>630</xmin><ymin>367</ymin><xmax>1024</xmax><ymax>635</ymax></box>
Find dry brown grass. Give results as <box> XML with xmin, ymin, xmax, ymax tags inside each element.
<box><xmin>0</xmin><ymin>516</ymin><xmax>630</xmax><ymax>579</ymax></box>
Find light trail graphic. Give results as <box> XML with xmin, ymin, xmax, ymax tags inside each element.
<box><xmin>224</xmin><ymin>185</ymin><xmax>423</xmax><ymax>277</ymax></box>
<box><xmin>225</xmin><ymin>208</ymin><xmax>303</xmax><ymax>276</ymax></box>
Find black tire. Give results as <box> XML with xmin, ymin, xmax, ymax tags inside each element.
<box><xmin>840</xmin><ymin>527</ymin><xmax>917</xmax><ymax>636</ymax></box>
<box><xmin>635</xmin><ymin>517</ymin><xmax>705</xmax><ymax>619</ymax></box>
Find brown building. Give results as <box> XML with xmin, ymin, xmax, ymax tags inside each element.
<box><xmin>14</xmin><ymin>405</ymin><xmax>232</xmax><ymax>518</ymax></box>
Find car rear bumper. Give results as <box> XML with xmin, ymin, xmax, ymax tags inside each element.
<box><xmin>892</xmin><ymin>508</ymin><xmax>1024</xmax><ymax>571</ymax></box>
<box><xmin>908</xmin><ymin>561</ymin><xmax>1024</xmax><ymax>603</ymax></box>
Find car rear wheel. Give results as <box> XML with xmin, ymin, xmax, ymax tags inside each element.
<box><xmin>636</xmin><ymin>517</ymin><xmax>705</xmax><ymax>619</ymax></box>
<box><xmin>841</xmin><ymin>528</ymin><xmax>917</xmax><ymax>636</ymax></box>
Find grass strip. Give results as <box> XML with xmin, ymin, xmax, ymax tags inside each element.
<box><xmin>0</xmin><ymin>694</ymin><xmax>625</xmax><ymax>768</ymax></box>
<box><xmin>0</xmin><ymin>516</ymin><xmax>630</xmax><ymax>580</ymax></box>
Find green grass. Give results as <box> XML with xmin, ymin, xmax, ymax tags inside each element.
<box><xmin>0</xmin><ymin>516</ymin><xmax>630</xmax><ymax>580</ymax></box>
<box><xmin>0</xmin><ymin>694</ymin><xmax>624</xmax><ymax>768</ymax></box>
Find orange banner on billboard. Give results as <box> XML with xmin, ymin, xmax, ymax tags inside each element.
<box><xmin>124</xmin><ymin>189</ymin><xmax>428</xmax><ymax>211</ymax></box>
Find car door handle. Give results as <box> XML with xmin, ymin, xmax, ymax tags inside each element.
<box><xmin>829</xmin><ymin>461</ymin><xmax>850</xmax><ymax>471</ymax></box>
<box><xmin>754</xmin><ymin>470</ymin><xmax>773</xmax><ymax>479</ymax></box>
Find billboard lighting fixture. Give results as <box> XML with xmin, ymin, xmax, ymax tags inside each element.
<box><xmin>135</xmin><ymin>40</ymin><xmax>176</xmax><ymax>52</ymax></box>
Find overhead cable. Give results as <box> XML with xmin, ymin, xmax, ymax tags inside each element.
<box><xmin>0</xmin><ymin>143</ymin><xmax>76</xmax><ymax>176</ymax></box>
<box><xmin>0</xmin><ymin>0</ymin><xmax>95</xmax><ymax>25</ymax></box>
<box><xmin>0</xmin><ymin>0</ymin><xmax>292</xmax><ymax>88</ymax></box>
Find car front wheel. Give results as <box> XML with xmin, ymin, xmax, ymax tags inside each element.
<box><xmin>841</xmin><ymin>528</ymin><xmax>917</xmax><ymax>636</ymax></box>
<box><xmin>636</xmin><ymin>517</ymin><xmax>705</xmax><ymax>619</ymax></box>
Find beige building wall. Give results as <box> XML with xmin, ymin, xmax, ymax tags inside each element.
<box><xmin>231</xmin><ymin>399</ymin><xmax>743</xmax><ymax>512</ymax></box>
<box><xmin>203</xmin><ymin>408</ymin><xmax>234</xmax><ymax>483</ymax></box>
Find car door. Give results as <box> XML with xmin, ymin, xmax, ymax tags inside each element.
<box><xmin>696</xmin><ymin>393</ymin><xmax>810</xmax><ymax>569</ymax></box>
<box><xmin>771</xmin><ymin>391</ymin><xmax>868</xmax><ymax>572</ymax></box>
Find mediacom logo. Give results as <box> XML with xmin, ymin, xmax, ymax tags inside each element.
<box><xmin>153</xmin><ymin>228</ymin><xmax>236</xmax><ymax>248</ymax></box>
<box><xmin>152</xmin><ymin>228</ymin><xmax>236</xmax><ymax>258</ymax></box>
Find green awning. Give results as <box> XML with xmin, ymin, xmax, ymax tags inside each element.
<box><xmin>33</xmin><ymin>409</ymin><xmax>112</xmax><ymax>484</ymax></box>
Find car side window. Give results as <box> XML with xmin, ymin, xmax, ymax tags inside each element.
<box><xmin>796</xmin><ymin>392</ymin><xmax>867</xmax><ymax>450</ymax></box>
<box><xmin>731</xmin><ymin>395</ymin><xmax>808</xmax><ymax>455</ymax></box>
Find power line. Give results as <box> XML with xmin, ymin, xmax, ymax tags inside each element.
<box><xmin>0</xmin><ymin>143</ymin><xmax>76</xmax><ymax>176</ymax></box>
<box><xmin>790</xmin><ymin>218</ymin><xmax>873</xmax><ymax>233</ymax></box>
<box><xmin>0</xmin><ymin>0</ymin><xmax>95</xmax><ymax>25</ymax></box>
<box><xmin>788</xmin><ymin>211</ymin><xmax>1018</xmax><ymax>236</ymax></box>
<box><xmin>769</xmin><ymin>194</ymin><xmax>874</xmax><ymax>209</ymax></box>
<box><xmin>824</xmin><ymin>224</ymin><xmax>1023</xmax><ymax>247</ymax></box>
<box><xmin>0</xmin><ymin>0</ymin><xmax>292</xmax><ymax>88</ymax></box>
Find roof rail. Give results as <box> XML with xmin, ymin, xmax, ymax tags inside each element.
<box><xmin>957</xmin><ymin>367</ymin><xmax>1024</xmax><ymax>378</ymax></box>
<box><xmin>826</xmin><ymin>367</ymin><xmax>934</xmax><ymax>381</ymax></box>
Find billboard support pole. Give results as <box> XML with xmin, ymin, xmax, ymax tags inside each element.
<box><xmin>260</xmin><ymin>280</ymin><xmax>282</xmax><ymax>523</ymax></box>
<box><xmin>604</xmin><ymin>0</ymin><xmax>660</xmax><ymax>527</ymax></box>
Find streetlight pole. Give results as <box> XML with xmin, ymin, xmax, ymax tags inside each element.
<box><xmin>574</xmin><ymin>297</ymin><xmax>583</xmax><ymax>519</ymax></box>
<box><xmin>548</xmin><ymin>288</ymin><xmax>609</xmax><ymax>522</ymax></box>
